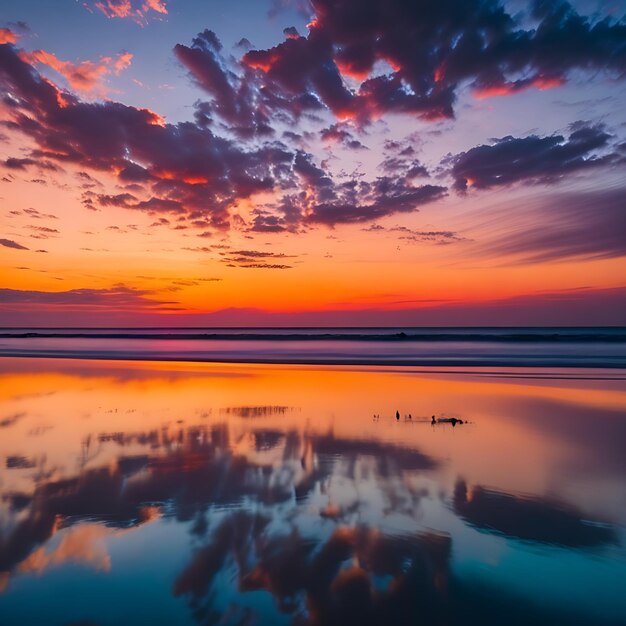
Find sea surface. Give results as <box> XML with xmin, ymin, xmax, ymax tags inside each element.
<box><xmin>0</xmin><ymin>357</ymin><xmax>625</xmax><ymax>625</ymax></box>
<box><xmin>1</xmin><ymin>326</ymin><xmax>625</xmax><ymax>367</ymax></box>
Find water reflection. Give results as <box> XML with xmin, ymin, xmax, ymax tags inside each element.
<box><xmin>0</xmin><ymin>359</ymin><xmax>625</xmax><ymax>625</ymax></box>
<box><xmin>174</xmin><ymin>517</ymin><xmax>451</xmax><ymax>626</ymax></box>
<box><xmin>220</xmin><ymin>406</ymin><xmax>295</xmax><ymax>419</ymax></box>
<box><xmin>453</xmin><ymin>480</ymin><xmax>615</xmax><ymax>547</ymax></box>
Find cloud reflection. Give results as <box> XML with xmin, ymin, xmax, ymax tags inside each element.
<box><xmin>453</xmin><ymin>480</ymin><xmax>615</xmax><ymax>547</ymax></box>
<box><xmin>0</xmin><ymin>392</ymin><xmax>622</xmax><ymax>625</ymax></box>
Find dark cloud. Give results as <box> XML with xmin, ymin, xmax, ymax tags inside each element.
<box><xmin>448</xmin><ymin>123</ymin><xmax>617</xmax><ymax>191</ymax></box>
<box><xmin>0</xmin><ymin>238</ymin><xmax>29</xmax><ymax>250</ymax></box>
<box><xmin>243</xmin><ymin>28</ymin><xmax>361</xmax><ymax>120</ymax></box>
<box><xmin>379</xmin><ymin>157</ymin><xmax>429</xmax><ymax>178</ymax></box>
<box><xmin>242</xmin><ymin>0</ymin><xmax>626</xmax><ymax>123</ymax></box>
<box><xmin>305</xmin><ymin>178</ymin><xmax>447</xmax><ymax>225</ymax></box>
<box><xmin>174</xmin><ymin>30</ymin><xmax>274</xmax><ymax>138</ymax></box>
<box><xmin>3</xmin><ymin>157</ymin><xmax>60</xmax><ymax>171</ymax></box>
<box><xmin>0</xmin><ymin>41</ymin><xmax>293</xmax><ymax>231</ymax></box>
<box><xmin>177</xmin><ymin>28</ymin><xmax>325</xmax><ymax>136</ymax></box>
<box><xmin>255</xmin><ymin>149</ymin><xmax>447</xmax><ymax>229</ymax></box>
<box><xmin>249</xmin><ymin>210</ymin><xmax>292</xmax><ymax>233</ymax></box>
<box><xmin>220</xmin><ymin>249</ymin><xmax>297</xmax><ymax>269</ymax></box>
<box><xmin>94</xmin><ymin>192</ymin><xmax>185</xmax><ymax>214</ymax></box>
<box><xmin>320</xmin><ymin>123</ymin><xmax>367</xmax><ymax>149</ymax></box>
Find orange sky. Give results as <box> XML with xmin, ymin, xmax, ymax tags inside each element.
<box><xmin>1</xmin><ymin>0</ymin><xmax>626</xmax><ymax>325</ymax></box>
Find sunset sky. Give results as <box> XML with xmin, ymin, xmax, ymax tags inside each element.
<box><xmin>1</xmin><ymin>0</ymin><xmax>625</xmax><ymax>326</ymax></box>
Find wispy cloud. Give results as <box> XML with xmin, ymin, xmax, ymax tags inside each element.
<box><xmin>0</xmin><ymin>284</ymin><xmax>177</xmax><ymax>310</ymax></box>
<box><xmin>469</xmin><ymin>187</ymin><xmax>626</xmax><ymax>264</ymax></box>
<box><xmin>0</xmin><ymin>238</ymin><xmax>29</xmax><ymax>250</ymax></box>
<box><xmin>219</xmin><ymin>249</ymin><xmax>297</xmax><ymax>269</ymax></box>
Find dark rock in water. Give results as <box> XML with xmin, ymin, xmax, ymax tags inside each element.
<box><xmin>437</xmin><ymin>418</ymin><xmax>463</xmax><ymax>426</ymax></box>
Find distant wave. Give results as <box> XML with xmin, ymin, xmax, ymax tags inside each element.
<box><xmin>1</xmin><ymin>328</ymin><xmax>626</xmax><ymax>342</ymax></box>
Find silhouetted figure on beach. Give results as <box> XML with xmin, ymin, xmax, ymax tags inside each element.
<box><xmin>396</xmin><ymin>410</ymin><xmax>400</xmax><ymax>421</ymax></box>
<box><xmin>431</xmin><ymin>415</ymin><xmax>436</xmax><ymax>425</ymax></box>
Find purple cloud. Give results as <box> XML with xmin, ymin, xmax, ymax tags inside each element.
<box><xmin>242</xmin><ymin>0</ymin><xmax>626</xmax><ymax>123</ymax></box>
<box><xmin>0</xmin><ymin>238</ymin><xmax>29</xmax><ymax>250</ymax></box>
<box><xmin>448</xmin><ymin>123</ymin><xmax>617</xmax><ymax>191</ymax></box>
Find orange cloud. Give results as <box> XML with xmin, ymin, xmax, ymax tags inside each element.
<box><xmin>23</xmin><ymin>49</ymin><xmax>133</xmax><ymax>96</ymax></box>
<box><xmin>143</xmin><ymin>0</ymin><xmax>168</xmax><ymax>14</ymax></box>
<box><xmin>110</xmin><ymin>50</ymin><xmax>134</xmax><ymax>73</ymax></box>
<box><xmin>473</xmin><ymin>75</ymin><xmax>566</xmax><ymax>99</ymax></box>
<box><xmin>93</xmin><ymin>0</ymin><xmax>168</xmax><ymax>21</ymax></box>
<box><xmin>0</xmin><ymin>28</ymin><xmax>17</xmax><ymax>44</ymax></box>
<box><xmin>95</xmin><ymin>0</ymin><xmax>133</xmax><ymax>18</ymax></box>
<box><xmin>335</xmin><ymin>58</ymin><xmax>370</xmax><ymax>81</ymax></box>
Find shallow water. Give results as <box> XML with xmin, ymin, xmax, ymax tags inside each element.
<box><xmin>0</xmin><ymin>358</ymin><xmax>625</xmax><ymax>625</ymax></box>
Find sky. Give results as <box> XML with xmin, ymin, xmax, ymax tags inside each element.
<box><xmin>0</xmin><ymin>0</ymin><xmax>625</xmax><ymax>326</ymax></box>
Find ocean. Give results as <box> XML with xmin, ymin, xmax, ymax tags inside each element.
<box><xmin>1</xmin><ymin>326</ymin><xmax>625</xmax><ymax>367</ymax></box>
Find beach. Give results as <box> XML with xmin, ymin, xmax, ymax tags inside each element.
<box><xmin>1</xmin><ymin>356</ymin><xmax>625</xmax><ymax>625</ymax></box>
